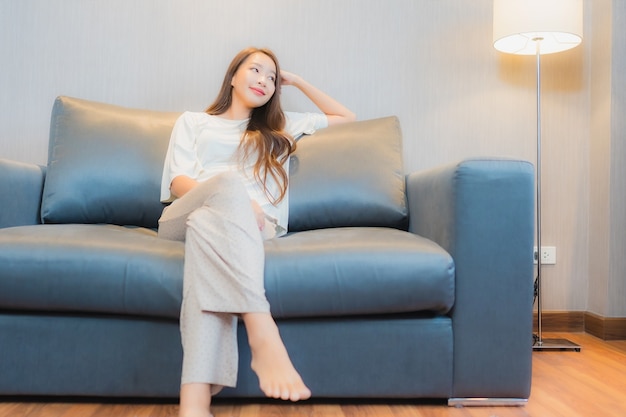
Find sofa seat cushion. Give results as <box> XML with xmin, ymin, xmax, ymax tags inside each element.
<box><xmin>265</xmin><ymin>227</ymin><xmax>455</xmax><ymax>319</ymax></box>
<box><xmin>0</xmin><ymin>225</ymin><xmax>454</xmax><ymax>320</ymax></box>
<box><xmin>0</xmin><ymin>224</ymin><xmax>184</xmax><ymax>319</ymax></box>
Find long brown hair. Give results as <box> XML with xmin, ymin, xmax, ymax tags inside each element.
<box><xmin>206</xmin><ymin>47</ymin><xmax>295</xmax><ymax>205</ymax></box>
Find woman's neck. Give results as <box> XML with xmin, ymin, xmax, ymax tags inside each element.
<box><xmin>222</xmin><ymin>101</ymin><xmax>251</xmax><ymax>120</ymax></box>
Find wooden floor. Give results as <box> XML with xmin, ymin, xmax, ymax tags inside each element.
<box><xmin>1</xmin><ymin>332</ymin><xmax>625</xmax><ymax>417</ymax></box>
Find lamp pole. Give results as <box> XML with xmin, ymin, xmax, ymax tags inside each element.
<box><xmin>531</xmin><ymin>38</ymin><xmax>579</xmax><ymax>351</ymax></box>
<box><xmin>535</xmin><ymin>39</ymin><xmax>544</xmax><ymax>346</ymax></box>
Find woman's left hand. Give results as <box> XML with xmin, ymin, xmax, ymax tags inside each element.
<box><xmin>279</xmin><ymin>70</ymin><xmax>356</xmax><ymax>126</ymax></box>
<box><xmin>280</xmin><ymin>70</ymin><xmax>301</xmax><ymax>87</ymax></box>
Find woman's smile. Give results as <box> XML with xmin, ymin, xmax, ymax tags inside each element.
<box><xmin>250</xmin><ymin>86</ymin><xmax>266</xmax><ymax>96</ymax></box>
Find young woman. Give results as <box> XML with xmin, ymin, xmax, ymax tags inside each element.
<box><xmin>157</xmin><ymin>47</ymin><xmax>355</xmax><ymax>417</ymax></box>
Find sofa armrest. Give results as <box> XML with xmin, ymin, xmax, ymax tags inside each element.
<box><xmin>406</xmin><ymin>158</ymin><xmax>534</xmax><ymax>399</ymax></box>
<box><xmin>0</xmin><ymin>158</ymin><xmax>46</xmax><ymax>228</ymax></box>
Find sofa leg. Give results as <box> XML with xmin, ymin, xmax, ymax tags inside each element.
<box><xmin>448</xmin><ymin>398</ymin><xmax>528</xmax><ymax>407</ymax></box>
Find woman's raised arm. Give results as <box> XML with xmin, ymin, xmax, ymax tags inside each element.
<box><xmin>280</xmin><ymin>70</ymin><xmax>356</xmax><ymax>126</ymax></box>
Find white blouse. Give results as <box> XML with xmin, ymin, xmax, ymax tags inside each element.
<box><xmin>160</xmin><ymin>111</ymin><xmax>327</xmax><ymax>236</ymax></box>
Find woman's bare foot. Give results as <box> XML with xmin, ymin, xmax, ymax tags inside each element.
<box><xmin>242</xmin><ymin>312</ymin><xmax>311</xmax><ymax>402</ymax></box>
<box><xmin>179</xmin><ymin>383</ymin><xmax>213</xmax><ymax>417</ymax></box>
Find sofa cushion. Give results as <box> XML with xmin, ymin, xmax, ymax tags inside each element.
<box><xmin>288</xmin><ymin>116</ymin><xmax>408</xmax><ymax>232</ymax></box>
<box><xmin>265</xmin><ymin>227</ymin><xmax>455</xmax><ymax>318</ymax></box>
<box><xmin>41</xmin><ymin>96</ymin><xmax>180</xmax><ymax>228</ymax></box>
<box><xmin>0</xmin><ymin>224</ymin><xmax>184</xmax><ymax>318</ymax></box>
<box><xmin>0</xmin><ymin>225</ymin><xmax>454</xmax><ymax>320</ymax></box>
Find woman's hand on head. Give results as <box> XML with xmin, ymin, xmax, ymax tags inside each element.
<box><xmin>280</xmin><ymin>70</ymin><xmax>356</xmax><ymax>126</ymax></box>
<box><xmin>280</xmin><ymin>70</ymin><xmax>301</xmax><ymax>87</ymax></box>
<box><xmin>250</xmin><ymin>200</ymin><xmax>265</xmax><ymax>231</ymax></box>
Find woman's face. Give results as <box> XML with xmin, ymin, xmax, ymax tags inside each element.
<box><xmin>231</xmin><ymin>52</ymin><xmax>277</xmax><ymax>110</ymax></box>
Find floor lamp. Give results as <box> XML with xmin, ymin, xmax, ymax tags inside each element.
<box><xmin>493</xmin><ymin>0</ymin><xmax>583</xmax><ymax>351</ymax></box>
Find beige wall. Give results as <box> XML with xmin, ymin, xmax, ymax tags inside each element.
<box><xmin>609</xmin><ymin>1</ymin><xmax>626</xmax><ymax>317</ymax></box>
<box><xmin>588</xmin><ymin>0</ymin><xmax>626</xmax><ymax>318</ymax></box>
<box><xmin>0</xmin><ymin>0</ymin><xmax>622</xmax><ymax>315</ymax></box>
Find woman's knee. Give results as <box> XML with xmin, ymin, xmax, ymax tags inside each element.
<box><xmin>206</xmin><ymin>172</ymin><xmax>247</xmax><ymax>199</ymax></box>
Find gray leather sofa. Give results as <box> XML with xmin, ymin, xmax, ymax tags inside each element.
<box><xmin>0</xmin><ymin>96</ymin><xmax>535</xmax><ymax>404</ymax></box>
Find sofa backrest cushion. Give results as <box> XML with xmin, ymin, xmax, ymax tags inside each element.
<box><xmin>288</xmin><ymin>116</ymin><xmax>408</xmax><ymax>231</ymax></box>
<box><xmin>41</xmin><ymin>97</ymin><xmax>408</xmax><ymax>231</ymax></box>
<box><xmin>41</xmin><ymin>96</ymin><xmax>180</xmax><ymax>228</ymax></box>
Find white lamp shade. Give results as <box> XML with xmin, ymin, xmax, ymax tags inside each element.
<box><xmin>493</xmin><ymin>0</ymin><xmax>583</xmax><ymax>55</ymax></box>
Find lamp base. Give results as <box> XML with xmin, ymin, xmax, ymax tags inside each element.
<box><xmin>533</xmin><ymin>337</ymin><xmax>581</xmax><ymax>351</ymax></box>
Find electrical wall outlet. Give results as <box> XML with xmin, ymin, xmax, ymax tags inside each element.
<box><xmin>534</xmin><ymin>246</ymin><xmax>556</xmax><ymax>265</ymax></box>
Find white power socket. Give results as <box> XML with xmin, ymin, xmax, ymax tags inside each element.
<box><xmin>534</xmin><ymin>246</ymin><xmax>556</xmax><ymax>265</ymax></box>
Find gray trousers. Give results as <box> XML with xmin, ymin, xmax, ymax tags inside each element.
<box><xmin>158</xmin><ymin>172</ymin><xmax>270</xmax><ymax>390</ymax></box>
